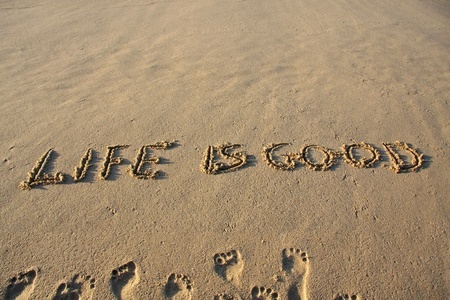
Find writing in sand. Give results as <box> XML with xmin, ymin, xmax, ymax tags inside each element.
<box><xmin>19</xmin><ymin>140</ymin><xmax>424</xmax><ymax>190</ymax></box>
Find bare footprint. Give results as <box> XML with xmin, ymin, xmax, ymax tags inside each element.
<box><xmin>333</xmin><ymin>294</ymin><xmax>359</xmax><ymax>300</ymax></box>
<box><xmin>251</xmin><ymin>286</ymin><xmax>279</xmax><ymax>300</ymax></box>
<box><xmin>213</xmin><ymin>250</ymin><xmax>244</xmax><ymax>283</ymax></box>
<box><xmin>281</xmin><ymin>248</ymin><xmax>310</xmax><ymax>300</ymax></box>
<box><xmin>52</xmin><ymin>274</ymin><xmax>95</xmax><ymax>300</ymax></box>
<box><xmin>163</xmin><ymin>273</ymin><xmax>193</xmax><ymax>300</ymax></box>
<box><xmin>4</xmin><ymin>269</ymin><xmax>37</xmax><ymax>300</ymax></box>
<box><xmin>110</xmin><ymin>261</ymin><xmax>139</xmax><ymax>300</ymax></box>
<box><xmin>213</xmin><ymin>293</ymin><xmax>240</xmax><ymax>300</ymax></box>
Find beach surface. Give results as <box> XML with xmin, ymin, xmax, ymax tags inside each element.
<box><xmin>1</xmin><ymin>0</ymin><xmax>449</xmax><ymax>299</ymax></box>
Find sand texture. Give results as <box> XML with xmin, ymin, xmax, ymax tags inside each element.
<box><xmin>1</xmin><ymin>0</ymin><xmax>449</xmax><ymax>299</ymax></box>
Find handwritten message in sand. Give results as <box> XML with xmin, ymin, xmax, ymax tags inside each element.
<box><xmin>19</xmin><ymin>141</ymin><xmax>424</xmax><ymax>190</ymax></box>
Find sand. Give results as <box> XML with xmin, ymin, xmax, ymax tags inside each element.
<box><xmin>1</xmin><ymin>0</ymin><xmax>449</xmax><ymax>299</ymax></box>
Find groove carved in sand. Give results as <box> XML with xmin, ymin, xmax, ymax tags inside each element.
<box><xmin>382</xmin><ymin>141</ymin><xmax>423</xmax><ymax>173</ymax></box>
<box><xmin>129</xmin><ymin>141</ymin><xmax>174</xmax><ymax>179</ymax></box>
<box><xmin>99</xmin><ymin>145</ymin><xmax>130</xmax><ymax>180</ymax></box>
<box><xmin>200</xmin><ymin>143</ymin><xmax>247</xmax><ymax>174</ymax></box>
<box><xmin>19</xmin><ymin>149</ymin><xmax>65</xmax><ymax>190</ymax></box>
<box><xmin>73</xmin><ymin>148</ymin><xmax>93</xmax><ymax>182</ymax></box>
<box><xmin>298</xmin><ymin>145</ymin><xmax>337</xmax><ymax>171</ymax></box>
<box><xmin>341</xmin><ymin>142</ymin><xmax>380</xmax><ymax>168</ymax></box>
<box><xmin>261</xmin><ymin>143</ymin><xmax>297</xmax><ymax>171</ymax></box>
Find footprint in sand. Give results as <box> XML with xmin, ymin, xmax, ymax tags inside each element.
<box><xmin>251</xmin><ymin>286</ymin><xmax>279</xmax><ymax>300</ymax></box>
<box><xmin>163</xmin><ymin>273</ymin><xmax>193</xmax><ymax>300</ymax></box>
<box><xmin>281</xmin><ymin>248</ymin><xmax>310</xmax><ymax>300</ymax></box>
<box><xmin>110</xmin><ymin>261</ymin><xmax>139</xmax><ymax>300</ymax></box>
<box><xmin>333</xmin><ymin>294</ymin><xmax>359</xmax><ymax>300</ymax></box>
<box><xmin>52</xmin><ymin>274</ymin><xmax>95</xmax><ymax>300</ymax></box>
<box><xmin>213</xmin><ymin>250</ymin><xmax>244</xmax><ymax>283</ymax></box>
<box><xmin>4</xmin><ymin>269</ymin><xmax>37</xmax><ymax>300</ymax></box>
<box><xmin>213</xmin><ymin>293</ymin><xmax>240</xmax><ymax>300</ymax></box>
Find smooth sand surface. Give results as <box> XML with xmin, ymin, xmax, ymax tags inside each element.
<box><xmin>1</xmin><ymin>0</ymin><xmax>449</xmax><ymax>299</ymax></box>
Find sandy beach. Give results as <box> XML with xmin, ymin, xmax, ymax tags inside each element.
<box><xmin>1</xmin><ymin>0</ymin><xmax>449</xmax><ymax>299</ymax></box>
